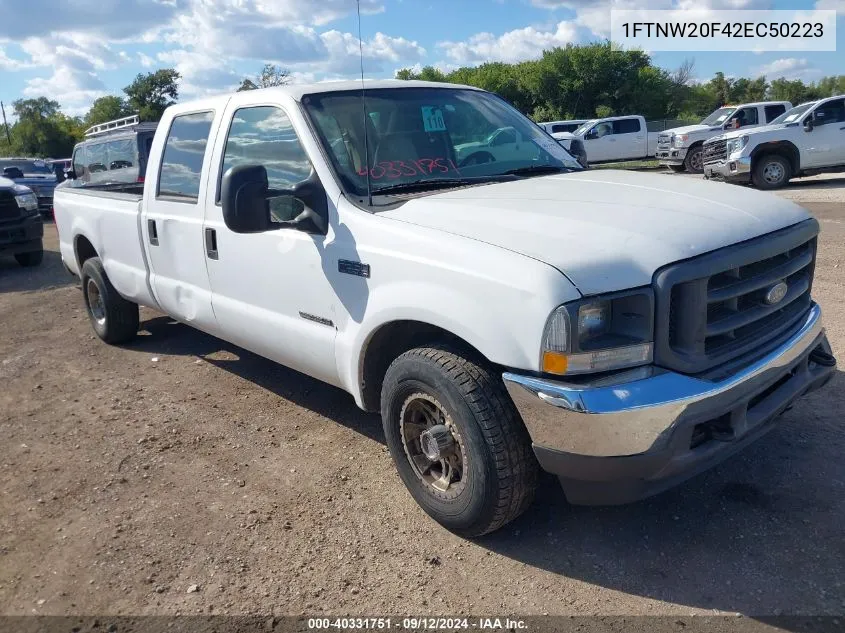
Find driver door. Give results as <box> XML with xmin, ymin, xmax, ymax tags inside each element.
<box><xmin>582</xmin><ymin>122</ymin><xmax>614</xmax><ymax>162</ymax></box>
<box><xmin>202</xmin><ymin>102</ymin><xmax>342</xmax><ymax>387</ymax></box>
<box><xmin>800</xmin><ymin>98</ymin><xmax>845</xmax><ymax>168</ymax></box>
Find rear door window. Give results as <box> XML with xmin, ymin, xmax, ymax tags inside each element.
<box><xmin>157</xmin><ymin>111</ymin><xmax>215</xmax><ymax>201</ymax></box>
<box><xmin>764</xmin><ymin>104</ymin><xmax>786</xmax><ymax>122</ymax></box>
<box><xmin>613</xmin><ymin>118</ymin><xmax>641</xmax><ymax>134</ymax></box>
<box><xmin>72</xmin><ymin>145</ymin><xmax>88</xmax><ymax>182</ymax></box>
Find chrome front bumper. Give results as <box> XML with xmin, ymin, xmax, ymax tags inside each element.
<box><xmin>704</xmin><ymin>156</ymin><xmax>751</xmax><ymax>181</ymax></box>
<box><xmin>656</xmin><ymin>146</ymin><xmax>687</xmax><ymax>163</ymax></box>
<box><xmin>503</xmin><ymin>304</ymin><xmax>835</xmax><ymax>504</ymax></box>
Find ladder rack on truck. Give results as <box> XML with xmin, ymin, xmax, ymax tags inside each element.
<box><xmin>84</xmin><ymin>115</ymin><xmax>141</xmax><ymax>138</ymax></box>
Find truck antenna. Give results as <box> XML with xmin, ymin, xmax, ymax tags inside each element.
<box><xmin>356</xmin><ymin>0</ymin><xmax>374</xmax><ymax>207</ymax></box>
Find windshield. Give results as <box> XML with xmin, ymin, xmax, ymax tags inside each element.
<box><xmin>771</xmin><ymin>102</ymin><xmax>816</xmax><ymax>125</ymax></box>
<box><xmin>302</xmin><ymin>87</ymin><xmax>582</xmax><ymax>199</ymax></box>
<box><xmin>574</xmin><ymin>120</ymin><xmax>598</xmax><ymax>136</ymax></box>
<box><xmin>701</xmin><ymin>107</ymin><xmax>736</xmax><ymax>126</ymax></box>
<box><xmin>0</xmin><ymin>159</ymin><xmax>54</xmax><ymax>176</ymax></box>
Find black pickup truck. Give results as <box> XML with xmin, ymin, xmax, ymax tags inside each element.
<box><xmin>0</xmin><ymin>176</ymin><xmax>44</xmax><ymax>267</ymax></box>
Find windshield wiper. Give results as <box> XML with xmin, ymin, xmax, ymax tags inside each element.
<box><xmin>372</xmin><ymin>176</ymin><xmax>510</xmax><ymax>196</ymax></box>
<box><xmin>500</xmin><ymin>165</ymin><xmax>570</xmax><ymax>177</ymax></box>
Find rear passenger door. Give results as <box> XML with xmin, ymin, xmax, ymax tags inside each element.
<box><xmin>142</xmin><ymin>109</ymin><xmax>220</xmax><ymax>333</ymax></box>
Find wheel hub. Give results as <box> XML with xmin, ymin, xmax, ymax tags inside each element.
<box><xmin>420</xmin><ymin>425</ymin><xmax>455</xmax><ymax>461</ymax></box>
<box><xmin>763</xmin><ymin>162</ymin><xmax>784</xmax><ymax>183</ymax></box>
<box><xmin>86</xmin><ymin>278</ymin><xmax>106</xmax><ymax>325</ymax></box>
<box><xmin>399</xmin><ymin>393</ymin><xmax>466</xmax><ymax>497</ymax></box>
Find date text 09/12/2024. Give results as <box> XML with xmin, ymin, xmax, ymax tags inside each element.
<box><xmin>307</xmin><ymin>617</ymin><xmax>527</xmax><ymax>630</ymax></box>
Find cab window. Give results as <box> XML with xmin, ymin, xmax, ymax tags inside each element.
<box><xmin>219</xmin><ymin>106</ymin><xmax>312</xmax><ymax>222</ymax></box>
<box><xmin>613</xmin><ymin>118</ymin><xmax>641</xmax><ymax>134</ymax></box>
<box><xmin>812</xmin><ymin>98</ymin><xmax>845</xmax><ymax>125</ymax></box>
<box><xmin>764</xmin><ymin>104</ymin><xmax>786</xmax><ymax>122</ymax></box>
<box><xmin>157</xmin><ymin>111</ymin><xmax>215</xmax><ymax>201</ymax></box>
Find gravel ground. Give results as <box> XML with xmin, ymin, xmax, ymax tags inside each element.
<box><xmin>0</xmin><ymin>191</ymin><xmax>843</xmax><ymax>621</ymax></box>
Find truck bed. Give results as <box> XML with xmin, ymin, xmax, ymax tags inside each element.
<box><xmin>54</xmin><ymin>183</ymin><xmax>157</xmax><ymax>310</ymax></box>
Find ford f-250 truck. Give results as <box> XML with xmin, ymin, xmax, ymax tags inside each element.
<box><xmin>703</xmin><ymin>95</ymin><xmax>845</xmax><ymax>189</ymax></box>
<box><xmin>566</xmin><ymin>115</ymin><xmax>658</xmax><ymax>164</ymax></box>
<box><xmin>54</xmin><ymin>80</ymin><xmax>836</xmax><ymax>537</ymax></box>
<box><xmin>656</xmin><ymin>101</ymin><xmax>792</xmax><ymax>174</ymax></box>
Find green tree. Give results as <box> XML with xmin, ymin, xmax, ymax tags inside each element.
<box><xmin>237</xmin><ymin>64</ymin><xmax>291</xmax><ymax>91</ymax></box>
<box><xmin>7</xmin><ymin>98</ymin><xmax>80</xmax><ymax>157</ymax></box>
<box><xmin>84</xmin><ymin>95</ymin><xmax>131</xmax><ymax>128</ymax></box>
<box><xmin>123</xmin><ymin>69</ymin><xmax>181</xmax><ymax>122</ymax></box>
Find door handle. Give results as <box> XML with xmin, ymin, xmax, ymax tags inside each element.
<box><xmin>205</xmin><ymin>228</ymin><xmax>218</xmax><ymax>260</ymax></box>
<box><xmin>147</xmin><ymin>219</ymin><xmax>158</xmax><ymax>246</ymax></box>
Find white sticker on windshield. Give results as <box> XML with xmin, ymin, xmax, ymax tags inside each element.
<box><xmin>421</xmin><ymin>106</ymin><xmax>447</xmax><ymax>132</ymax></box>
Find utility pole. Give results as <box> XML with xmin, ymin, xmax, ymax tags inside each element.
<box><xmin>0</xmin><ymin>101</ymin><xmax>10</xmax><ymax>145</ymax></box>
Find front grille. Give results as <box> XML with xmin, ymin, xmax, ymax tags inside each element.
<box><xmin>0</xmin><ymin>191</ymin><xmax>22</xmax><ymax>222</ymax></box>
<box><xmin>703</xmin><ymin>139</ymin><xmax>727</xmax><ymax>163</ymax></box>
<box><xmin>654</xmin><ymin>220</ymin><xmax>818</xmax><ymax>375</ymax></box>
<box><xmin>657</xmin><ymin>134</ymin><xmax>672</xmax><ymax>150</ymax></box>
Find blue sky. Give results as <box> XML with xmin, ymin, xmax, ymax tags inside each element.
<box><xmin>0</xmin><ymin>0</ymin><xmax>843</xmax><ymax>118</ymax></box>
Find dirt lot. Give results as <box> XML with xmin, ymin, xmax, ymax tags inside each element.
<box><xmin>1</xmin><ymin>187</ymin><xmax>844</xmax><ymax>620</ymax></box>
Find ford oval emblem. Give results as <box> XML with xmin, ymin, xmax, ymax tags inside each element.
<box><xmin>765</xmin><ymin>281</ymin><xmax>788</xmax><ymax>305</ymax></box>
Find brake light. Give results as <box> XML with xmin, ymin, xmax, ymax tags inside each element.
<box><xmin>137</xmin><ymin>175</ymin><xmax>145</xmax><ymax>183</ymax></box>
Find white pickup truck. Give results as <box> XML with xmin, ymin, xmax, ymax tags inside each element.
<box><xmin>703</xmin><ymin>95</ymin><xmax>845</xmax><ymax>189</ymax></box>
<box><xmin>656</xmin><ymin>101</ymin><xmax>792</xmax><ymax>173</ymax></box>
<box><xmin>54</xmin><ymin>80</ymin><xmax>836</xmax><ymax>537</ymax></box>
<box><xmin>561</xmin><ymin>115</ymin><xmax>658</xmax><ymax>164</ymax></box>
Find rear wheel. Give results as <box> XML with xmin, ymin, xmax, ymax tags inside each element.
<box><xmin>380</xmin><ymin>345</ymin><xmax>538</xmax><ymax>537</ymax></box>
<box><xmin>668</xmin><ymin>164</ymin><xmax>686</xmax><ymax>173</ymax></box>
<box><xmin>683</xmin><ymin>145</ymin><xmax>704</xmax><ymax>174</ymax></box>
<box><xmin>81</xmin><ymin>257</ymin><xmax>139</xmax><ymax>344</ymax></box>
<box><xmin>752</xmin><ymin>154</ymin><xmax>791</xmax><ymax>190</ymax></box>
<box><xmin>14</xmin><ymin>248</ymin><xmax>43</xmax><ymax>267</ymax></box>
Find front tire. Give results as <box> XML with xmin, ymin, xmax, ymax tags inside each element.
<box><xmin>15</xmin><ymin>248</ymin><xmax>43</xmax><ymax>267</ymax></box>
<box><xmin>752</xmin><ymin>154</ymin><xmax>791</xmax><ymax>190</ymax></box>
<box><xmin>381</xmin><ymin>346</ymin><xmax>538</xmax><ymax>537</ymax></box>
<box><xmin>81</xmin><ymin>257</ymin><xmax>139</xmax><ymax>344</ymax></box>
<box><xmin>683</xmin><ymin>145</ymin><xmax>704</xmax><ymax>174</ymax></box>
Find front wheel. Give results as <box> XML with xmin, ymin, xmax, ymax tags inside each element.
<box><xmin>683</xmin><ymin>146</ymin><xmax>704</xmax><ymax>173</ymax></box>
<box><xmin>380</xmin><ymin>346</ymin><xmax>538</xmax><ymax>537</ymax></box>
<box><xmin>752</xmin><ymin>154</ymin><xmax>791</xmax><ymax>190</ymax></box>
<box><xmin>81</xmin><ymin>257</ymin><xmax>139</xmax><ymax>344</ymax></box>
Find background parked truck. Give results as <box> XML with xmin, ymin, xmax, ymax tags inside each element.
<box><xmin>565</xmin><ymin>115</ymin><xmax>658</xmax><ymax>164</ymax></box>
<box><xmin>656</xmin><ymin>101</ymin><xmax>792</xmax><ymax>173</ymax></box>
<box><xmin>703</xmin><ymin>95</ymin><xmax>845</xmax><ymax>189</ymax></box>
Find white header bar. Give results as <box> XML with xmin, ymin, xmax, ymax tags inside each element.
<box><xmin>610</xmin><ymin>10</ymin><xmax>837</xmax><ymax>52</ymax></box>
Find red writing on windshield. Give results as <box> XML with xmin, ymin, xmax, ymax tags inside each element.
<box><xmin>357</xmin><ymin>158</ymin><xmax>460</xmax><ymax>180</ymax></box>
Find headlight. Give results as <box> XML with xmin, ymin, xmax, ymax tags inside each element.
<box><xmin>726</xmin><ymin>135</ymin><xmax>749</xmax><ymax>155</ymax></box>
<box><xmin>674</xmin><ymin>134</ymin><xmax>689</xmax><ymax>148</ymax></box>
<box><xmin>14</xmin><ymin>192</ymin><xmax>39</xmax><ymax>213</ymax></box>
<box><xmin>541</xmin><ymin>289</ymin><xmax>654</xmax><ymax>375</ymax></box>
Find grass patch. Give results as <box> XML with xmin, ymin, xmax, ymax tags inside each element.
<box><xmin>591</xmin><ymin>159</ymin><xmax>662</xmax><ymax>171</ymax></box>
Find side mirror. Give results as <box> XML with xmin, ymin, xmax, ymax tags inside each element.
<box><xmin>803</xmin><ymin>118</ymin><xmax>814</xmax><ymax>132</ymax></box>
<box><xmin>2</xmin><ymin>166</ymin><xmax>24</xmax><ymax>179</ymax></box>
<box><xmin>65</xmin><ymin>169</ymin><xmax>76</xmax><ymax>180</ymax></box>
<box><xmin>585</xmin><ymin>130</ymin><xmax>598</xmax><ymax>140</ymax></box>
<box><xmin>221</xmin><ymin>164</ymin><xmax>272</xmax><ymax>233</ymax></box>
<box><xmin>221</xmin><ymin>164</ymin><xmax>328</xmax><ymax>236</ymax></box>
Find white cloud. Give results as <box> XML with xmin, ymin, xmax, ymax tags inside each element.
<box><xmin>439</xmin><ymin>21</ymin><xmax>579</xmax><ymax>64</ymax></box>
<box><xmin>138</xmin><ymin>53</ymin><xmax>156</xmax><ymax>68</ymax></box>
<box><xmin>753</xmin><ymin>57</ymin><xmax>823</xmax><ymax>81</ymax></box>
<box><xmin>815</xmin><ymin>0</ymin><xmax>845</xmax><ymax>13</ymax></box>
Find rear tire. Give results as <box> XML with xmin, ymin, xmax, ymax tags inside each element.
<box><xmin>14</xmin><ymin>248</ymin><xmax>43</xmax><ymax>267</ymax></box>
<box><xmin>380</xmin><ymin>345</ymin><xmax>538</xmax><ymax>537</ymax></box>
<box><xmin>81</xmin><ymin>257</ymin><xmax>139</xmax><ymax>344</ymax></box>
<box><xmin>668</xmin><ymin>164</ymin><xmax>686</xmax><ymax>173</ymax></box>
<box><xmin>752</xmin><ymin>154</ymin><xmax>791</xmax><ymax>190</ymax></box>
<box><xmin>683</xmin><ymin>145</ymin><xmax>704</xmax><ymax>174</ymax></box>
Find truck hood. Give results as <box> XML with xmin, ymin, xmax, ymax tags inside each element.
<box><xmin>380</xmin><ymin>169</ymin><xmax>810</xmax><ymax>295</ymax></box>
<box><xmin>710</xmin><ymin>122</ymin><xmax>796</xmax><ymax>142</ymax></box>
<box><xmin>662</xmin><ymin>124</ymin><xmax>717</xmax><ymax>137</ymax></box>
<box><xmin>11</xmin><ymin>175</ymin><xmax>56</xmax><ymax>193</ymax></box>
